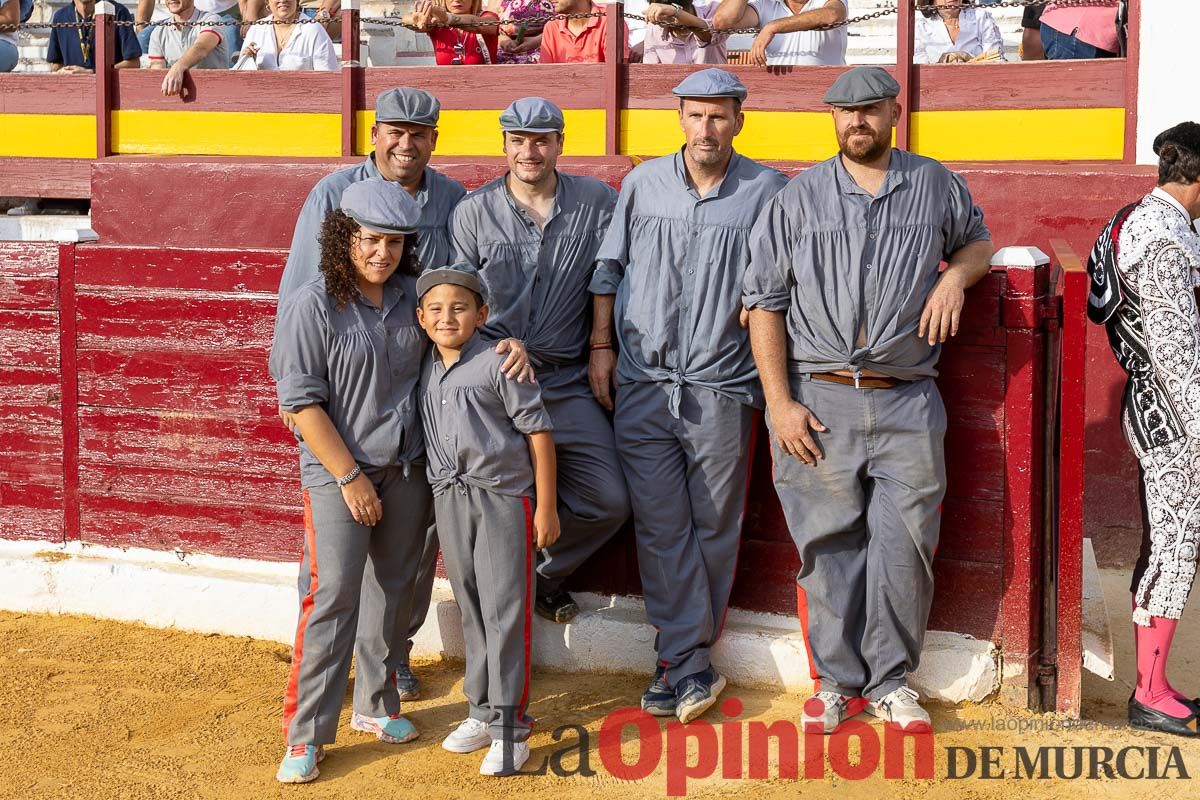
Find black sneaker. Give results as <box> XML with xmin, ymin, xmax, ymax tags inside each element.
<box><xmin>674</xmin><ymin>666</ymin><xmax>726</xmax><ymax>723</ymax></box>
<box><xmin>535</xmin><ymin>589</ymin><xmax>579</xmax><ymax>623</ymax></box>
<box><xmin>640</xmin><ymin>665</ymin><xmax>676</xmax><ymax>717</ymax></box>
<box><xmin>1128</xmin><ymin>695</ymin><xmax>1200</xmax><ymax>737</ymax></box>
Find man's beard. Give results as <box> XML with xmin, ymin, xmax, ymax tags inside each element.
<box><xmin>838</xmin><ymin>127</ymin><xmax>890</xmax><ymax>164</ymax></box>
<box><xmin>687</xmin><ymin>139</ymin><xmax>727</xmax><ymax>167</ymax></box>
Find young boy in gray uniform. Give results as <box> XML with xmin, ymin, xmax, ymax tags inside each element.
<box><xmin>415</xmin><ymin>264</ymin><xmax>560</xmax><ymax>776</ymax></box>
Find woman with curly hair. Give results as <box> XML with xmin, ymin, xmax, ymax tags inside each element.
<box><xmin>268</xmin><ymin>177</ymin><xmax>531</xmax><ymax>782</ymax></box>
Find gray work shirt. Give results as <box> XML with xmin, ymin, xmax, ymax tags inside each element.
<box><xmin>278</xmin><ymin>159</ymin><xmax>466</xmax><ymax>302</ymax></box>
<box><xmin>590</xmin><ymin>150</ymin><xmax>788</xmax><ymax>415</ymax></box>
<box><xmin>270</xmin><ymin>273</ymin><xmax>426</xmax><ymax>488</ymax></box>
<box><xmin>742</xmin><ymin>149</ymin><xmax>991</xmax><ymax>380</ymax></box>
<box><xmin>449</xmin><ymin>171</ymin><xmax>617</xmax><ymax>398</ymax></box>
<box><xmin>421</xmin><ymin>334</ymin><xmax>553</xmax><ymax>499</ymax></box>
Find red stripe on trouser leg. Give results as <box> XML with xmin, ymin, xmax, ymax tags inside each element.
<box><xmin>714</xmin><ymin>411</ymin><xmax>761</xmax><ymax>644</ymax></box>
<box><xmin>518</xmin><ymin>497</ymin><xmax>534</xmax><ymax>728</ymax></box>
<box><xmin>796</xmin><ymin>583</ymin><xmax>820</xmax><ymax>692</ymax></box>
<box><xmin>282</xmin><ymin>489</ymin><xmax>320</xmax><ymax>742</ymax></box>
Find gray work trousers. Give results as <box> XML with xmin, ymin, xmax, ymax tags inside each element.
<box><xmin>435</xmin><ymin>484</ymin><xmax>536</xmax><ymax>742</ymax></box>
<box><xmin>769</xmin><ymin>376</ymin><xmax>946</xmax><ymax>701</ymax></box>
<box><xmin>615</xmin><ymin>381</ymin><xmax>756</xmax><ymax>686</ymax></box>
<box><xmin>282</xmin><ymin>466</ymin><xmax>432</xmax><ymax>745</ymax></box>
<box><xmin>401</xmin><ymin>512</ymin><xmax>438</xmax><ymax>667</ymax></box>
<box><xmin>536</xmin><ymin>383</ymin><xmax>630</xmax><ymax>594</ymax></box>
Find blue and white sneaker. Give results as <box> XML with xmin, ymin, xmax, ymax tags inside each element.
<box><xmin>350</xmin><ymin>712</ymin><xmax>419</xmax><ymax>744</ymax></box>
<box><xmin>276</xmin><ymin>744</ymin><xmax>324</xmax><ymax>784</ymax></box>
<box><xmin>641</xmin><ymin>665</ymin><xmax>677</xmax><ymax>717</ymax></box>
<box><xmin>394</xmin><ymin>663</ymin><xmax>421</xmax><ymax>701</ymax></box>
<box><xmin>674</xmin><ymin>667</ymin><xmax>727</xmax><ymax>723</ymax></box>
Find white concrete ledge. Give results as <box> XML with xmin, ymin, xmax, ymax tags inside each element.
<box><xmin>0</xmin><ymin>539</ymin><xmax>998</xmax><ymax>703</ymax></box>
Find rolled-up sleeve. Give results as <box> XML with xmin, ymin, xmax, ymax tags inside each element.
<box><xmin>942</xmin><ymin>171</ymin><xmax>991</xmax><ymax>257</ymax></box>
<box><xmin>496</xmin><ymin>368</ymin><xmax>553</xmax><ymax>435</ymax></box>
<box><xmin>270</xmin><ymin>294</ymin><xmax>331</xmax><ymax>412</ymax></box>
<box><xmin>742</xmin><ymin>193</ymin><xmax>794</xmax><ymax>312</ymax></box>
<box><xmin>590</xmin><ymin>182</ymin><xmax>633</xmax><ymax>295</ymax></box>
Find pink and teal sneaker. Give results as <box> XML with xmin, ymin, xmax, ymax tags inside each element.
<box><xmin>276</xmin><ymin>744</ymin><xmax>324</xmax><ymax>784</ymax></box>
<box><xmin>350</xmin><ymin>712</ymin><xmax>419</xmax><ymax>744</ymax></box>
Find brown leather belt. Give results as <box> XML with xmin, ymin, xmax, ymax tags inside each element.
<box><xmin>810</xmin><ymin>372</ymin><xmax>907</xmax><ymax>389</ymax></box>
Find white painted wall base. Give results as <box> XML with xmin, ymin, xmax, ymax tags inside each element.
<box><xmin>0</xmin><ymin>538</ymin><xmax>998</xmax><ymax>703</ymax></box>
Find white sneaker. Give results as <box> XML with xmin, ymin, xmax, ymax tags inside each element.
<box><xmin>479</xmin><ymin>738</ymin><xmax>530</xmax><ymax>776</ymax></box>
<box><xmin>866</xmin><ymin>686</ymin><xmax>932</xmax><ymax>732</ymax></box>
<box><xmin>442</xmin><ymin>718</ymin><xmax>491</xmax><ymax>753</ymax></box>
<box><xmin>800</xmin><ymin>691</ymin><xmax>861</xmax><ymax>734</ymax></box>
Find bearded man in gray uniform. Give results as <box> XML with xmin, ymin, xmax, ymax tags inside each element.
<box><xmin>590</xmin><ymin>69</ymin><xmax>787</xmax><ymax>723</ymax></box>
<box><xmin>743</xmin><ymin>67</ymin><xmax>993</xmax><ymax>734</ymax></box>
<box><xmin>449</xmin><ymin>97</ymin><xmax>631</xmax><ymax>623</ymax></box>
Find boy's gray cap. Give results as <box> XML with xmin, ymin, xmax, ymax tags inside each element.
<box><xmin>671</xmin><ymin>68</ymin><xmax>748</xmax><ymax>102</ymax></box>
<box><xmin>823</xmin><ymin>67</ymin><xmax>901</xmax><ymax>107</ymax></box>
<box><xmin>416</xmin><ymin>262</ymin><xmax>488</xmax><ymax>304</ymax></box>
<box><xmin>499</xmin><ymin>97</ymin><xmax>565</xmax><ymax>133</ymax></box>
<box><xmin>375</xmin><ymin>87</ymin><xmax>441</xmax><ymax>126</ymax></box>
<box><xmin>339</xmin><ymin>177</ymin><xmax>421</xmax><ymax>235</ymax></box>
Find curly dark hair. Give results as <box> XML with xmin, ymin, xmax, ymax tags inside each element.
<box><xmin>918</xmin><ymin>0</ymin><xmax>975</xmax><ymax>19</ymax></box>
<box><xmin>317</xmin><ymin>209</ymin><xmax>422</xmax><ymax>308</ymax></box>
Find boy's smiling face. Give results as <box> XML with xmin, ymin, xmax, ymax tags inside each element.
<box><xmin>417</xmin><ymin>283</ymin><xmax>488</xmax><ymax>351</ymax></box>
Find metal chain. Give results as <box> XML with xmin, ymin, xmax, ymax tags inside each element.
<box><xmin>0</xmin><ymin>0</ymin><xmax>1120</xmax><ymax>35</ymax></box>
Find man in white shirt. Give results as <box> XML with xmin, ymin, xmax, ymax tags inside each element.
<box><xmin>711</xmin><ymin>0</ymin><xmax>846</xmax><ymax>66</ymax></box>
<box><xmin>147</xmin><ymin>0</ymin><xmax>230</xmax><ymax>95</ymax></box>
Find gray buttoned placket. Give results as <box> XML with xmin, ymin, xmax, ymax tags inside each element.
<box><xmin>504</xmin><ymin>185</ymin><xmax>562</xmax><ymax>339</ymax></box>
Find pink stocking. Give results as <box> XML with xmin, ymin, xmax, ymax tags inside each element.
<box><xmin>1133</xmin><ymin>600</ymin><xmax>1192</xmax><ymax>716</ymax></box>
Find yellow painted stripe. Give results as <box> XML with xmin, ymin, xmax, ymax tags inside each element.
<box><xmin>111</xmin><ymin>111</ymin><xmax>341</xmax><ymax>157</ymax></box>
<box><xmin>621</xmin><ymin>109</ymin><xmax>840</xmax><ymax>162</ymax></box>
<box><xmin>355</xmin><ymin>110</ymin><xmax>607</xmax><ymax>157</ymax></box>
<box><xmin>0</xmin><ymin>114</ymin><xmax>96</xmax><ymax>159</ymax></box>
<box><xmin>911</xmin><ymin>108</ymin><xmax>1123</xmax><ymax>161</ymax></box>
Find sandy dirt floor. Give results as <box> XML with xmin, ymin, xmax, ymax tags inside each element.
<box><xmin>2</xmin><ymin>569</ymin><xmax>1199</xmax><ymax>800</ymax></box>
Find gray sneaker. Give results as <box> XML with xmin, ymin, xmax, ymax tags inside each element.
<box><xmin>800</xmin><ymin>691</ymin><xmax>861</xmax><ymax>735</ymax></box>
<box><xmin>394</xmin><ymin>663</ymin><xmax>421</xmax><ymax>701</ymax></box>
<box><xmin>866</xmin><ymin>686</ymin><xmax>932</xmax><ymax>732</ymax></box>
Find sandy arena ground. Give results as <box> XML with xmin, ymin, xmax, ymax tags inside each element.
<box><xmin>2</xmin><ymin>569</ymin><xmax>1199</xmax><ymax>800</ymax></box>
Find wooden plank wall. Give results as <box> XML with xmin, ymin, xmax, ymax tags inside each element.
<box><xmin>0</xmin><ymin>243</ymin><xmax>65</xmax><ymax>541</ymax></box>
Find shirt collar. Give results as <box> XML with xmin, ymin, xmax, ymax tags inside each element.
<box><xmin>355</xmin><ymin>273</ymin><xmax>407</xmax><ymax>314</ymax></box>
<box><xmin>833</xmin><ymin>148</ymin><xmax>907</xmax><ymax>200</ymax></box>
<box><xmin>364</xmin><ymin>156</ymin><xmax>429</xmax><ymax>207</ymax></box>
<box><xmin>563</xmin><ymin>5</ymin><xmax>604</xmax><ymax>37</ymax></box>
<box><xmin>672</xmin><ymin>148</ymin><xmax>741</xmax><ymax>201</ymax></box>
<box><xmin>502</xmin><ymin>171</ymin><xmax>563</xmax><ymax>228</ymax></box>
<box><xmin>1150</xmin><ymin>186</ymin><xmax>1192</xmax><ymax>224</ymax></box>
<box><xmin>435</xmin><ymin>332</ymin><xmax>486</xmax><ymax>374</ymax></box>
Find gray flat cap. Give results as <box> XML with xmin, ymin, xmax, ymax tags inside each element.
<box><xmin>340</xmin><ymin>177</ymin><xmax>421</xmax><ymax>235</ymax></box>
<box><xmin>375</xmin><ymin>87</ymin><xmax>440</xmax><ymax>127</ymax></box>
<box><xmin>499</xmin><ymin>97</ymin><xmax>565</xmax><ymax>134</ymax></box>
<box><xmin>671</xmin><ymin>68</ymin><xmax>748</xmax><ymax>102</ymax></box>
<box><xmin>823</xmin><ymin>67</ymin><xmax>901</xmax><ymax>107</ymax></box>
<box><xmin>416</xmin><ymin>263</ymin><xmax>488</xmax><ymax>304</ymax></box>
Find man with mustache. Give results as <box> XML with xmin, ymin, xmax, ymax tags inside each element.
<box><xmin>743</xmin><ymin>66</ymin><xmax>993</xmax><ymax>734</ymax></box>
<box><xmin>448</xmin><ymin>97</ymin><xmax>631</xmax><ymax>625</ymax></box>
<box><xmin>277</xmin><ymin>87</ymin><xmax>468</xmax><ymax>703</ymax></box>
<box><xmin>589</xmin><ymin>69</ymin><xmax>787</xmax><ymax>723</ymax></box>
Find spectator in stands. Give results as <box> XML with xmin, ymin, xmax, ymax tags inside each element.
<box><xmin>403</xmin><ymin>0</ymin><xmax>500</xmax><ymax>64</ymax></box>
<box><xmin>137</xmin><ymin>0</ymin><xmax>259</xmax><ymax>63</ymax></box>
<box><xmin>539</xmin><ymin>0</ymin><xmax>628</xmax><ymax>63</ymax></box>
<box><xmin>914</xmin><ymin>0</ymin><xmax>1004</xmax><ymax>64</ymax></box>
<box><xmin>239</xmin><ymin>0</ymin><xmax>338</xmax><ymax>69</ymax></box>
<box><xmin>48</xmin><ymin>0</ymin><xmax>143</xmax><ymax>73</ymax></box>
<box><xmin>640</xmin><ymin>1</ymin><xmax>727</xmax><ymax>64</ymax></box>
<box><xmin>299</xmin><ymin>0</ymin><xmax>341</xmax><ymax>40</ymax></box>
<box><xmin>1039</xmin><ymin>2</ymin><xmax>1118</xmax><ymax>59</ymax></box>
<box><xmin>491</xmin><ymin>0</ymin><xmax>553</xmax><ymax>63</ymax></box>
<box><xmin>148</xmin><ymin>0</ymin><xmax>230</xmax><ymax>95</ymax></box>
<box><xmin>1020</xmin><ymin>2</ymin><xmax>1043</xmax><ymax>60</ymax></box>
<box><xmin>711</xmin><ymin>0</ymin><xmax>846</xmax><ymax>67</ymax></box>
<box><xmin>0</xmin><ymin>0</ymin><xmax>19</xmax><ymax>72</ymax></box>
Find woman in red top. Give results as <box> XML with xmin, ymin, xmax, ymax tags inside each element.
<box><xmin>405</xmin><ymin>0</ymin><xmax>500</xmax><ymax>64</ymax></box>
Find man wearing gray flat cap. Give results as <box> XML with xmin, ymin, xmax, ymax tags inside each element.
<box><xmin>743</xmin><ymin>64</ymin><xmax>994</xmax><ymax>734</ymax></box>
<box><xmin>449</xmin><ymin>96</ymin><xmax>631</xmax><ymax>627</ymax></box>
<box><xmin>275</xmin><ymin>88</ymin><xmax>511</xmax><ymax>704</ymax></box>
<box><xmin>590</xmin><ymin>68</ymin><xmax>786</xmax><ymax>723</ymax></box>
